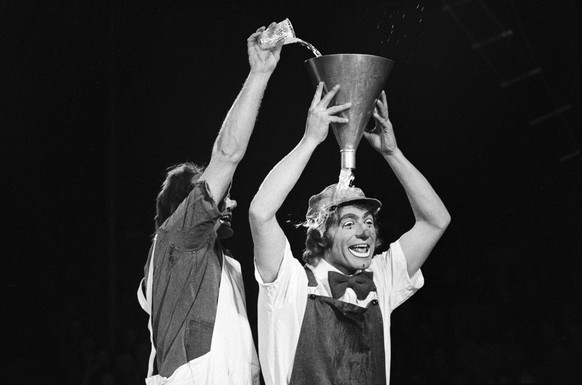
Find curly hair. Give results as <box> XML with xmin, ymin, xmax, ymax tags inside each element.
<box><xmin>302</xmin><ymin>203</ymin><xmax>382</xmax><ymax>265</ymax></box>
<box><xmin>155</xmin><ymin>162</ymin><xmax>205</xmax><ymax>230</ymax></box>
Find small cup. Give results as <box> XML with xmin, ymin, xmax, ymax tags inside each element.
<box><xmin>258</xmin><ymin>19</ymin><xmax>297</xmax><ymax>49</ymax></box>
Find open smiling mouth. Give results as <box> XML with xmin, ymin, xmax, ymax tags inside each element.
<box><xmin>219</xmin><ymin>213</ymin><xmax>232</xmax><ymax>225</ymax></box>
<box><xmin>348</xmin><ymin>244</ymin><xmax>371</xmax><ymax>258</ymax></box>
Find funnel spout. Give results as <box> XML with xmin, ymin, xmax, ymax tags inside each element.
<box><xmin>341</xmin><ymin>149</ymin><xmax>356</xmax><ymax>170</ymax></box>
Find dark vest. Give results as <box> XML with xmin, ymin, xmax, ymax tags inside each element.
<box><xmin>289</xmin><ymin>266</ymin><xmax>387</xmax><ymax>385</ymax></box>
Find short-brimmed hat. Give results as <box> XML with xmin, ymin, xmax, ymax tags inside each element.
<box><xmin>303</xmin><ymin>184</ymin><xmax>382</xmax><ymax>231</ymax></box>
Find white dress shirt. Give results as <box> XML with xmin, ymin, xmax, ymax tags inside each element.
<box><xmin>255</xmin><ymin>237</ymin><xmax>424</xmax><ymax>385</ymax></box>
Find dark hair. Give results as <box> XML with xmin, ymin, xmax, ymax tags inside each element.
<box><xmin>155</xmin><ymin>162</ymin><xmax>205</xmax><ymax>230</ymax></box>
<box><xmin>302</xmin><ymin>203</ymin><xmax>382</xmax><ymax>265</ymax></box>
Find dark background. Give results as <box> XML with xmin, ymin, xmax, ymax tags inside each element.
<box><xmin>3</xmin><ymin>0</ymin><xmax>579</xmax><ymax>384</ymax></box>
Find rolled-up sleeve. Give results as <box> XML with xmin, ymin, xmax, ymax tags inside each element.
<box><xmin>161</xmin><ymin>181</ymin><xmax>221</xmax><ymax>250</ymax></box>
<box><xmin>255</xmin><ymin>237</ymin><xmax>308</xmax><ymax>385</ymax></box>
<box><xmin>373</xmin><ymin>240</ymin><xmax>424</xmax><ymax>312</ymax></box>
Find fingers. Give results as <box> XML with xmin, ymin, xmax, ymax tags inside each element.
<box><xmin>310</xmin><ymin>82</ymin><xmax>325</xmax><ymax>107</ymax></box>
<box><xmin>373</xmin><ymin>110</ymin><xmax>387</xmax><ymax>124</ymax></box>
<box><xmin>310</xmin><ymin>82</ymin><xmax>335</xmax><ymax>106</ymax></box>
<box><xmin>321</xmin><ymin>84</ymin><xmax>340</xmax><ymax>106</ymax></box>
<box><xmin>309</xmin><ymin>83</ymin><xmax>350</xmax><ymax>123</ymax></box>
<box><xmin>368</xmin><ymin>106</ymin><xmax>380</xmax><ymax>132</ymax></box>
<box><xmin>381</xmin><ymin>90</ymin><xmax>389</xmax><ymax>117</ymax></box>
<box><xmin>374</xmin><ymin>99</ymin><xmax>386</xmax><ymax>117</ymax></box>
<box><xmin>329</xmin><ymin>115</ymin><xmax>349</xmax><ymax>124</ymax></box>
<box><xmin>248</xmin><ymin>27</ymin><xmax>265</xmax><ymax>43</ymax></box>
<box><xmin>372</xmin><ymin>110</ymin><xmax>392</xmax><ymax>133</ymax></box>
<box><xmin>311</xmin><ymin>83</ymin><xmax>343</xmax><ymax>107</ymax></box>
<box><xmin>375</xmin><ymin>90</ymin><xmax>389</xmax><ymax>118</ymax></box>
<box><xmin>324</xmin><ymin>102</ymin><xmax>350</xmax><ymax>124</ymax></box>
<box><xmin>326</xmin><ymin>102</ymin><xmax>351</xmax><ymax>115</ymax></box>
<box><xmin>249</xmin><ymin>22</ymin><xmax>276</xmax><ymax>44</ymax></box>
<box><xmin>251</xmin><ymin>22</ymin><xmax>275</xmax><ymax>41</ymax></box>
<box><xmin>248</xmin><ymin>22</ymin><xmax>284</xmax><ymax>67</ymax></box>
<box><xmin>253</xmin><ymin>24</ymin><xmax>271</xmax><ymax>34</ymax></box>
<box><xmin>273</xmin><ymin>37</ymin><xmax>285</xmax><ymax>51</ymax></box>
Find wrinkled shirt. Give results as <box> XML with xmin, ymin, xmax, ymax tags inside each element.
<box><xmin>139</xmin><ymin>181</ymin><xmax>259</xmax><ymax>384</ymax></box>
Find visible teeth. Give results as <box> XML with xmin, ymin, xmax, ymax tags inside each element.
<box><xmin>349</xmin><ymin>245</ymin><xmax>370</xmax><ymax>258</ymax></box>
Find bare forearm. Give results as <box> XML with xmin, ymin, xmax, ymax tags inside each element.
<box><xmin>250</xmin><ymin>136</ymin><xmax>319</xmax><ymax>283</ymax></box>
<box><xmin>384</xmin><ymin>149</ymin><xmax>450</xmax><ymax>229</ymax></box>
<box><xmin>250</xmin><ymin>136</ymin><xmax>319</xmax><ymax>222</ymax></box>
<box><xmin>212</xmin><ymin>72</ymin><xmax>271</xmax><ymax>163</ymax></box>
<box><xmin>201</xmin><ymin>71</ymin><xmax>272</xmax><ymax>203</ymax></box>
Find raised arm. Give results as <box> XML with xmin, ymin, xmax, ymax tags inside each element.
<box><xmin>200</xmin><ymin>24</ymin><xmax>283</xmax><ymax>202</ymax></box>
<box><xmin>250</xmin><ymin>83</ymin><xmax>351</xmax><ymax>283</ymax></box>
<box><xmin>364</xmin><ymin>91</ymin><xmax>451</xmax><ymax>276</ymax></box>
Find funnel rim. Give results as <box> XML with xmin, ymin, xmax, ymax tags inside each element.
<box><xmin>304</xmin><ymin>53</ymin><xmax>394</xmax><ymax>65</ymax></box>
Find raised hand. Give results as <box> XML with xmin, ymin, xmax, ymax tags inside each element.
<box><xmin>304</xmin><ymin>82</ymin><xmax>351</xmax><ymax>145</ymax></box>
<box><xmin>247</xmin><ymin>24</ymin><xmax>283</xmax><ymax>75</ymax></box>
<box><xmin>364</xmin><ymin>90</ymin><xmax>398</xmax><ymax>156</ymax></box>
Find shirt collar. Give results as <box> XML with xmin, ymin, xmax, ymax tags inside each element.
<box><xmin>309</xmin><ymin>258</ymin><xmax>367</xmax><ymax>281</ymax></box>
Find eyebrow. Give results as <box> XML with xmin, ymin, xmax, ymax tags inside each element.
<box><xmin>339</xmin><ymin>211</ymin><xmax>374</xmax><ymax>222</ymax></box>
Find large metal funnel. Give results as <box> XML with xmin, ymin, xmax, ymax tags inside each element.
<box><xmin>305</xmin><ymin>54</ymin><xmax>394</xmax><ymax>170</ymax></box>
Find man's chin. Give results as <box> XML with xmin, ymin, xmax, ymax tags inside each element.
<box><xmin>346</xmin><ymin>255</ymin><xmax>373</xmax><ymax>272</ymax></box>
<box><xmin>217</xmin><ymin>223</ymin><xmax>234</xmax><ymax>239</ymax></box>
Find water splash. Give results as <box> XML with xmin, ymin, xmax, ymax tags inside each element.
<box><xmin>337</xmin><ymin>168</ymin><xmax>355</xmax><ymax>190</ymax></box>
<box><xmin>294</xmin><ymin>38</ymin><xmax>322</xmax><ymax>57</ymax></box>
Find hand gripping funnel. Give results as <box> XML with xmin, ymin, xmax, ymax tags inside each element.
<box><xmin>305</xmin><ymin>54</ymin><xmax>394</xmax><ymax>170</ymax></box>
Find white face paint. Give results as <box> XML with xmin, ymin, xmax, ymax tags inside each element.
<box><xmin>323</xmin><ymin>205</ymin><xmax>377</xmax><ymax>275</ymax></box>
